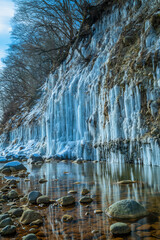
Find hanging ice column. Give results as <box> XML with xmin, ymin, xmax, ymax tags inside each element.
<box><xmin>0</xmin><ymin>0</ymin><xmax>160</xmax><ymax>165</ymax></box>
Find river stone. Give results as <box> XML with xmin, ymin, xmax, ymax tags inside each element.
<box><xmin>80</xmin><ymin>196</ymin><xmax>93</xmax><ymax>203</ymax></box>
<box><xmin>81</xmin><ymin>188</ymin><xmax>90</xmax><ymax>195</ymax></box>
<box><xmin>0</xmin><ymin>157</ymin><xmax>7</xmax><ymax>163</ymax></box>
<box><xmin>0</xmin><ymin>217</ymin><xmax>13</xmax><ymax>228</ymax></box>
<box><xmin>8</xmin><ymin>190</ymin><xmax>18</xmax><ymax>199</ymax></box>
<box><xmin>106</xmin><ymin>199</ymin><xmax>147</xmax><ymax>219</ymax></box>
<box><xmin>28</xmin><ymin>191</ymin><xmax>42</xmax><ymax>204</ymax></box>
<box><xmin>62</xmin><ymin>214</ymin><xmax>73</xmax><ymax>222</ymax></box>
<box><xmin>37</xmin><ymin>195</ymin><xmax>50</xmax><ymax>204</ymax></box>
<box><xmin>1</xmin><ymin>225</ymin><xmax>16</xmax><ymax>236</ymax></box>
<box><xmin>57</xmin><ymin>195</ymin><xmax>75</xmax><ymax>206</ymax></box>
<box><xmin>110</xmin><ymin>222</ymin><xmax>131</xmax><ymax>235</ymax></box>
<box><xmin>9</xmin><ymin>208</ymin><xmax>23</xmax><ymax>217</ymax></box>
<box><xmin>20</xmin><ymin>209</ymin><xmax>43</xmax><ymax>225</ymax></box>
<box><xmin>7</xmin><ymin>179</ymin><xmax>17</xmax><ymax>185</ymax></box>
<box><xmin>22</xmin><ymin>233</ymin><xmax>38</xmax><ymax>240</ymax></box>
<box><xmin>30</xmin><ymin>154</ymin><xmax>44</xmax><ymax>164</ymax></box>
<box><xmin>117</xmin><ymin>180</ymin><xmax>136</xmax><ymax>184</ymax></box>
<box><xmin>0</xmin><ymin>214</ymin><xmax>9</xmax><ymax>222</ymax></box>
<box><xmin>39</xmin><ymin>178</ymin><xmax>47</xmax><ymax>183</ymax></box>
<box><xmin>0</xmin><ymin>161</ymin><xmax>26</xmax><ymax>172</ymax></box>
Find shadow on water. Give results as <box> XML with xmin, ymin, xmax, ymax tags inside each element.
<box><xmin>0</xmin><ymin>161</ymin><xmax>160</xmax><ymax>239</ymax></box>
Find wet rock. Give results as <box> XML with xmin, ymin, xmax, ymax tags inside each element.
<box><xmin>80</xmin><ymin>196</ymin><xmax>93</xmax><ymax>203</ymax></box>
<box><xmin>7</xmin><ymin>179</ymin><xmax>17</xmax><ymax>185</ymax></box>
<box><xmin>20</xmin><ymin>209</ymin><xmax>43</xmax><ymax>225</ymax></box>
<box><xmin>39</xmin><ymin>178</ymin><xmax>47</xmax><ymax>184</ymax></box>
<box><xmin>1</xmin><ymin>168</ymin><xmax>11</xmax><ymax>175</ymax></box>
<box><xmin>9</xmin><ymin>208</ymin><xmax>23</xmax><ymax>217</ymax></box>
<box><xmin>73</xmin><ymin>158</ymin><xmax>83</xmax><ymax>164</ymax></box>
<box><xmin>110</xmin><ymin>222</ymin><xmax>131</xmax><ymax>235</ymax></box>
<box><xmin>8</xmin><ymin>190</ymin><xmax>18</xmax><ymax>199</ymax></box>
<box><xmin>81</xmin><ymin>188</ymin><xmax>90</xmax><ymax>195</ymax></box>
<box><xmin>1</xmin><ymin>225</ymin><xmax>16</xmax><ymax>236</ymax></box>
<box><xmin>0</xmin><ymin>214</ymin><xmax>9</xmax><ymax>222</ymax></box>
<box><xmin>106</xmin><ymin>199</ymin><xmax>147</xmax><ymax>219</ymax></box>
<box><xmin>91</xmin><ymin>230</ymin><xmax>99</xmax><ymax>234</ymax></box>
<box><xmin>22</xmin><ymin>233</ymin><xmax>38</xmax><ymax>240</ymax></box>
<box><xmin>94</xmin><ymin>210</ymin><xmax>103</xmax><ymax>214</ymax></box>
<box><xmin>0</xmin><ymin>217</ymin><xmax>13</xmax><ymax>228</ymax></box>
<box><xmin>1</xmin><ymin>186</ymin><xmax>9</xmax><ymax>193</ymax></box>
<box><xmin>30</xmin><ymin>154</ymin><xmax>44</xmax><ymax>164</ymax></box>
<box><xmin>68</xmin><ymin>190</ymin><xmax>77</xmax><ymax>194</ymax></box>
<box><xmin>117</xmin><ymin>180</ymin><xmax>136</xmax><ymax>184</ymax></box>
<box><xmin>137</xmin><ymin>224</ymin><xmax>151</xmax><ymax>231</ymax></box>
<box><xmin>57</xmin><ymin>195</ymin><xmax>75</xmax><ymax>206</ymax></box>
<box><xmin>0</xmin><ymin>161</ymin><xmax>26</xmax><ymax>172</ymax></box>
<box><xmin>20</xmin><ymin>196</ymin><xmax>28</xmax><ymax>203</ymax></box>
<box><xmin>37</xmin><ymin>195</ymin><xmax>50</xmax><ymax>204</ymax></box>
<box><xmin>0</xmin><ymin>157</ymin><xmax>8</xmax><ymax>163</ymax></box>
<box><xmin>28</xmin><ymin>191</ymin><xmax>42</xmax><ymax>204</ymax></box>
<box><xmin>61</xmin><ymin>214</ymin><xmax>73</xmax><ymax>222</ymax></box>
<box><xmin>30</xmin><ymin>219</ymin><xmax>43</xmax><ymax>225</ymax></box>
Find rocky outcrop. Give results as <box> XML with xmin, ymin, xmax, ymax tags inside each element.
<box><xmin>0</xmin><ymin>0</ymin><xmax>159</xmax><ymax>165</ymax></box>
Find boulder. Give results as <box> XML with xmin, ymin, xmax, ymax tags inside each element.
<box><xmin>80</xmin><ymin>196</ymin><xmax>93</xmax><ymax>203</ymax></box>
<box><xmin>57</xmin><ymin>195</ymin><xmax>75</xmax><ymax>206</ymax></box>
<box><xmin>8</xmin><ymin>190</ymin><xmax>18</xmax><ymax>199</ymax></box>
<box><xmin>106</xmin><ymin>199</ymin><xmax>148</xmax><ymax>219</ymax></box>
<box><xmin>22</xmin><ymin>233</ymin><xmax>38</xmax><ymax>240</ymax></box>
<box><xmin>110</xmin><ymin>222</ymin><xmax>131</xmax><ymax>235</ymax></box>
<box><xmin>28</xmin><ymin>191</ymin><xmax>42</xmax><ymax>204</ymax></box>
<box><xmin>20</xmin><ymin>209</ymin><xmax>43</xmax><ymax>225</ymax></box>
<box><xmin>37</xmin><ymin>195</ymin><xmax>50</xmax><ymax>204</ymax></box>
<box><xmin>1</xmin><ymin>225</ymin><xmax>16</xmax><ymax>236</ymax></box>
<box><xmin>0</xmin><ymin>161</ymin><xmax>26</xmax><ymax>172</ymax></box>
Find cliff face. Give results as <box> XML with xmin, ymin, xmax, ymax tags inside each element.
<box><xmin>1</xmin><ymin>0</ymin><xmax>160</xmax><ymax>165</ymax></box>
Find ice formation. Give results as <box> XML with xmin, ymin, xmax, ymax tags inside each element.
<box><xmin>0</xmin><ymin>0</ymin><xmax>159</xmax><ymax>165</ymax></box>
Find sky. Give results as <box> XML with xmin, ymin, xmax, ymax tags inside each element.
<box><xmin>0</xmin><ymin>0</ymin><xmax>14</xmax><ymax>69</ymax></box>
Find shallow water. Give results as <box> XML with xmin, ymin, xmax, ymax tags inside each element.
<box><xmin>0</xmin><ymin>161</ymin><xmax>160</xmax><ymax>240</ymax></box>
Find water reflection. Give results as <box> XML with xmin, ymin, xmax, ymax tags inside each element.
<box><xmin>1</xmin><ymin>161</ymin><xmax>160</xmax><ymax>239</ymax></box>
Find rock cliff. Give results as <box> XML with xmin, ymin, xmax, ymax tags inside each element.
<box><xmin>0</xmin><ymin>0</ymin><xmax>160</xmax><ymax>165</ymax></box>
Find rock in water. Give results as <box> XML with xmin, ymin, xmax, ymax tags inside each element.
<box><xmin>22</xmin><ymin>234</ymin><xmax>38</xmax><ymax>240</ymax></box>
<box><xmin>37</xmin><ymin>195</ymin><xmax>50</xmax><ymax>204</ymax></box>
<box><xmin>8</xmin><ymin>190</ymin><xmax>18</xmax><ymax>199</ymax></box>
<box><xmin>30</xmin><ymin>154</ymin><xmax>44</xmax><ymax>164</ymax></box>
<box><xmin>0</xmin><ymin>161</ymin><xmax>26</xmax><ymax>172</ymax></box>
<box><xmin>106</xmin><ymin>199</ymin><xmax>147</xmax><ymax>219</ymax></box>
<box><xmin>61</xmin><ymin>215</ymin><xmax>73</xmax><ymax>222</ymax></box>
<box><xmin>80</xmin><ymin>196</ymin><xmax>93</xmax><ymax>203</ymax></box>
<box><xmin>110</xmin><ymin>222</ymin><xmax>131</xmax><ymax>235</ymax></box>
<box><xmin>81</xmin><ymin>188</ymin><xmax>90</xmax><ymax>195</ymax></box>
<box><xmin>0</xmin><ymin>217</ymin><xmax>13</xmax><ymax>228</ymax></box>
<box><xmin>57</xmin><ymin>195</ymin><xmax>75</xmax><ymax>206</ymax></box>
<box><xmin>28</xmin><ymin>191</ymin><xmax>42</xmax><ymax>204</ymax></box>
<box><xmin>20</xmin><ymin>210</ymin><xmax>43</xmax><ymax>225</ymax></box>
<box><xmin>1</xmin><ymin>225</ymin><xmax>16</xmax><ymax>236</ymax></box>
